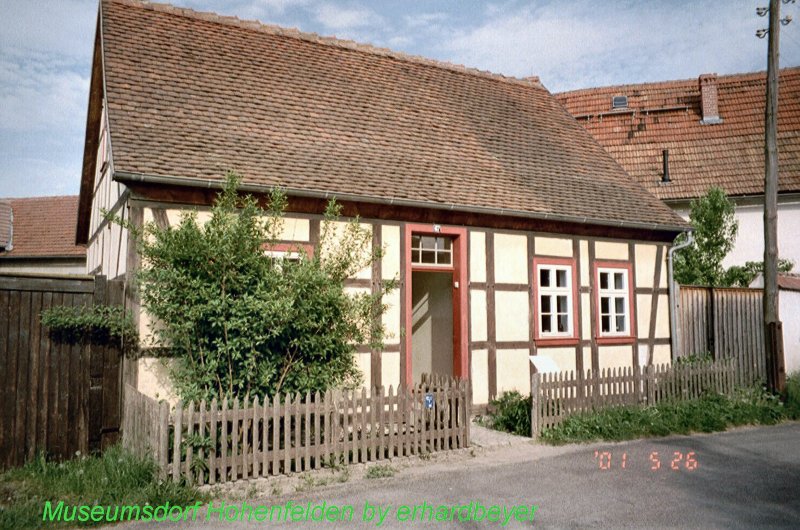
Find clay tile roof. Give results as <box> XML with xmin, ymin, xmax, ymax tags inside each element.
<box><xmin>0</xmin><ymin>196</ymin><xmax>86</xmax><ymax>258</ymax></box>
<box><xmin>95</xmin><ymin>0</ymin><xmax>685</xmax><ymax>231</ymax></box>
<box><xmin>779</xmin><ymin>273</ymin><xmax>800</xmax><ymax>292</ymax></box>
<box><xmin>555</xmin><ymin>69</ymin><xmax>800</xmax><ymax>201</ymax></box>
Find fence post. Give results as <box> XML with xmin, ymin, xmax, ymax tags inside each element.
<box><xmin>530</xmin><ymin>372</ymin><xmax>540</xmax><ymax>440</ymax></box>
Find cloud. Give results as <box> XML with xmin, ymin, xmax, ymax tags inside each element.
<box><xmin>314</xmin><ymin>3</ymin><xmax>383</xmax><ymax>31</ymax></box>
<box><xmin>437</xmin><ymin>0</ymin><xmax>796</xmax><ymax>92</ymax></box>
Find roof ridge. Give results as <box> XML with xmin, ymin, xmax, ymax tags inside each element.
<box><xmin>107</xmin><ymin>0</ymin><xmax>546</xmax><ymax>90</ymax></box>
<box><xmin>556</xmin><ymin>66</ymin><xmax>800</xmax><ymax>96</ymax></box>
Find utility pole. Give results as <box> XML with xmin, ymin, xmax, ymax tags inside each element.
<box><xmin>757</xmin><ymin>0</ymin><xmax>789</xmax><ymax>393</ymax></box>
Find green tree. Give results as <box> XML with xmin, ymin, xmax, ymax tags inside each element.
<box><xmin>124</xmin><ymin>172</ymin><xmax>395</xmax><ymax>402</ymax></box>
<box><xmin>673</xmin><ymin>187</ymin><xmax>738</xmax><ymax>286</ymax></box>
<box><xmin>723</xmin><ymin>259</ymin><xmax>795</xmax><ymax>287</ymax></box>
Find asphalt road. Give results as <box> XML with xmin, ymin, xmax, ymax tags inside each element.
<box><xmin>127</xmin><ymin>423</ymin><xmax>800</xmax><ymax>529</ymax></box>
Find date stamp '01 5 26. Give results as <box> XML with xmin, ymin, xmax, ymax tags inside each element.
<box><xmin>593</xmin><ymin>450</ymin><xmax>699</xmax><ymax>471</ymax></box>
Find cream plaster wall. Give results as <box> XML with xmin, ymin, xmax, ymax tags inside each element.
<box><xmin>582</xmin><ymin>347</ymin><xmax>592</xmax><ymax>372</ymax></box>
<box><xmin>595</xmin><ymin>241</ymin><xmax>629</xmax><ymax>261</ymax></box>
<box><xmin>469</xmin><ymin>231</ymin><xmax>486</xmax><ymax>283</ymax></box>
<box><xmin>137</xmin><ymin>358</ymin><xmax>179</xmax><ymax>404</ymax></box>
<box><xmin>471</xmin><ymin>349</ymin><xmax>489</xmax><ymax>404</ymax></box>
<box><xmin>534</xmin><ymin>236</ymin><xmax>572</xmax><ymax>257</ymax></box>
<box><xmin>382</xmin><ymin>289</ymin><xmax>401</xmax><ymax>344</ymax></box>
<box><xmin>493</xmin><ymin>233</ymin><xmax>528</xmax><ymax>284</ymax></box>
<box><xmin>636</xmin><ymin>294</ymin><xmax>652</xmax><ymax>339</ymax></box>
<box><xmin>496</xmin><ymin>349</ymin><xmax>530</xmax><ymax>394</ymax></box>
<box><xmin>381</xmin><ymin>351</ymin><xmax>401</xmax><ymax>390</ymax></box>
<box><xmin>381</xmin><ymin>225</ymin><xmax>400</xmax><ymax>280</ymax></box>
<box><xmin>579</xmin><ymin>240</ymin><xmax>590</xmax><ymax>287</ymax></box>
<box><xmin>470</xmin><ymin>289</ymin><xmax>488</xmax><ymax>342</ymax></box>
<box><xmin>598</xmin><ymin>345</ymin><xmax>633</xmax><ymax>370</ymax></box>
<box><xmin>494</xmin><ymin>290</ymin><xmax>529</xmax><ymax>342</ymax></box>
<box><xmin>536</xmin><ymin>347</ymin><xmax>577</xmax><ymax>374</ymax></box>
<box><xmin>635</xmin><ymin>244</ymin><xmax>657</xmax><ymax>288</ymax></box>
<box><xmin>655</xmin><ymin>295</ymin><xmax>670</xmax><ymax>338</ymax></box>
<box><xmin>653</xmin><ymin>344</ymin><xmax>672</xmax><ymax>366</ymax></box>
<box><xmin>581</xmin><ymin>293</ymin><xmax>592</xmax><ymax>340</ymax></box>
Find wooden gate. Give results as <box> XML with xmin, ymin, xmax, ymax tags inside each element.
<box><xmin>0</xmin><ymin>274</ymin><xmax>125</xmax><ymax>469</ymax></box>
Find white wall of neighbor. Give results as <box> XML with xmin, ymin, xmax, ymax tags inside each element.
<box><xmin>0</xmin><ymin>259</ymin><xmax>86</xmax><ymax>275</ymax></box>
<box><xmin>782</xmin><ymin>290</ymin><xmax>800</xmax><ymax>376</ymax></box>
<box><xmin>674</xmin><ymin>199</ymin><xmax>800</xmax><ymax>269</ymax></box>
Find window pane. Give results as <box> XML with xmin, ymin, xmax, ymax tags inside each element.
<box><xmin>616</xmin><ymin>316</ymin><xmax>626</xmax><ymax>332</ymax></box>
<box><xmin>439</xmin><ymin>237</ymin><xmax>452</xmax><ymax>251</ymax></box>
<box><xmin>557</xmin><ymin>314</ymin><xmax>569</xmax><ymax>332</ymax></box>
<box><xmin>412</xmin><ymin>249</ymin><xmax>421</xmax><ymax>263</ymax></box>
<box><xmin>556</xmin><ymin>269</ymin><xmax>568</xmax><ymax>288</ymax></box>
<box><xmin>421</xmin><ymin>236</ymin><xmax>436</xmax><ymax>249</ymax></box>
<box><xmin>557</xmin><ymin>295</ymin><xmax>568</xmax><ymax>313</ymax></box>
<box><xmin>540</xmin><ymin>268</ymin><xmax>550</xmax><ymax>287</ymax></box>
<box><xmin>601</xmin><ymin>315</ymin><xmax>611</xmax><ymax>332</ymax></box>
<box><xmin>600</xmin><ymin>297</ymin><xmax>610</xmax><ymax>314</ymax></box>
<box><xmin>614</xmin><ymin>272</ymin><xmax>625</xmax><ymax>290</ymax></box>
<box><xmin>540</xmin><ymin>295</ymin><xmax>551</xmax><ymax>313</ymax></box>
<box><xmin>437</xmin><ymin>251</ymin><xmax>452</xmax><ymax>265</ymax></box>
<box><xmin>411</xmin><ymin>235</ymin><xmax>421</xmax><ymax>249</ymax></box>
<box><xmin>615</xmin><ymin>297</ymin><xmax>626</xmax><ymax>314</ymax></box>
<box><xmin>541</xmin><ymin>315</ymin><xmax>551</xmax><ymax>333</ymax></box>
<box><xmin>421</xmin><ymin>250</ymin><xmax>436</xmax><ymax>264</ymax></box>
<box><xmin>600</xmin><ymin>272</ymin><xmax>609</xmax><ymax>290</ymax></box>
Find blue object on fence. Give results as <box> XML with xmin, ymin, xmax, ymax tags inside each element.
<box><xmin>424</xmin><ymin>393</ymin><xmax>434</xmax><ymax>409</ymax></box>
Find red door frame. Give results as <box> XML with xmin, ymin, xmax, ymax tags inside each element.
<box><xmin>403</xmin><ymin>223</ymin><xmax>469</xmax><ymax>385</ymax></box>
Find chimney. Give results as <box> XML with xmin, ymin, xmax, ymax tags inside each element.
<box><xmin>699</xmin><ymin>73</ymin><xmax>723</xmax><ymax>124</ymax></box>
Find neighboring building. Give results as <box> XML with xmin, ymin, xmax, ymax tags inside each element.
<box><xmin>77</xmin><ymin>0</ymin><xmax>687</xmax><ymax>404</ymax></box>
<box><xmin>0</xmin><ymin>196</ymin><xmax>86</xmax><ymax>274</ymax></box>
<box><xmin>556</xmin><ymin>69</ymin><xmax>800</xmax><ymax>269</ymax></box>
<box><xmin>750</xmin><ymin>273</ymin><xmax>800</xmax><ymax>374</ymax></box>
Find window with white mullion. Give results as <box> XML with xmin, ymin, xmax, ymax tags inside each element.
<box><xmin>537</xmin><ymin>265</ymin><xmax>573</xmax><ymax>337</ymax></box>
<box><xmin>598</xmin><ymin>268</ymin><xmax>629</xmax><ymax>335</ymax></box>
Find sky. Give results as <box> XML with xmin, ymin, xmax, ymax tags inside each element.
<box><xmin>1</xmin><ymin>0</ymin><xmax>799</xmax><ymax>198</ymax></box>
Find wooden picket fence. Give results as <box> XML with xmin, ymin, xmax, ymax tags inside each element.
<box><xmin>123</xmin><ymin>375</ymin><xmax>470</xmax><ymax>484</ymax></box>
<box><xmin>530</xmin><ymin>359</ymin><xmax>736</xmax><ymax>438</ymax></box>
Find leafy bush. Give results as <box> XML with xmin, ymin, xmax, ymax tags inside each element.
<box><xmin>41</xmin><ymin>304</ymin><xmax>138</xmax><ymax>353</ymax></box>
<box><xmin>540</xmin><ymin>388</ymin><xmax>787</xmax><ymax>445</ymax></box>
<box><xmin>365</xmin><ymin>465</ymin><xmax>396</xmax><ymax>479</ymax></box>
<box><xmin>784</xmin><ymin>372</ymin><xmax>800</xmax><ymax>420</ymax></box>
<box><xmin>675</xmin><ymin>352</ymin><xmax>713</xmax><ymax>365</ymax></box>
<box><xmin>486</xmin><ymin>391</ymin><xmax>532</xmax><ymax>437</ymax></box>
<box><xmin>117</xmin><ymin>172</ymin><xmax>395</xmax><ymax>402</ymax></box>
<box><xmin>0</xmin><ymin>446</ymin><xmax>205</xmax><ymax>528</ymax></box>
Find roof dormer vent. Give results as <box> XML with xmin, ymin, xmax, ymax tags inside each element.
<box><xmin>612</xmin><ymin>95</ymin><xmax>628</xmax><ymax>109</ymax></box>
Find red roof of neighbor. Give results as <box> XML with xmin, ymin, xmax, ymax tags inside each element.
<box><xmin>0</xmin><ymin>196</ymin><xmax>86</xmax><ymax>258</ymax></box>
<box><xmin>84</xmin><ymin>0</ymin><xmax>686</xmax><ymax>232</ymax></box>
<box><xmin>555</xmin><ymin>69</ymin><xmax>800</xmax><ymax>201</ymax></box>
<box><xmin>779</xmin><ymin>274</ymin><xmax>800</xmax><ymax>292</ymax></box>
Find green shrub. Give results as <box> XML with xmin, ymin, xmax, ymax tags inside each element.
<box><xmin>675</xmin><ymin>352</ymin><xmax>713</xmax><ymax>365</ymax></box>
<box><xmin>113</xmin><ymin>172</ymin><xmax>396</xmax><ymax>402</ymax></box>
<box><xmin>41</xmin><ymin>304</ymin><xmax>138</xmax><ymax>354</ymax></box>
<box><xmin>0</xmin><ymin>446</ymin><xmax>205</xmax><ymax>529</ymax></box>
<box><xmin>365</xmin><ymin>465</ymin><xmax>396</xmax><ymax>479</ymax></box>
<box><xmin>540</xmin><ymin>388</ymin><xmax>786</xmax><ymax>445</ymax></box>
<box><xmin>784</xmin><ymin>372</ymin><xmax>800</xmax><ymax>420</ymax></box>
<box><xmin>486</xmin><ymin>391</ymin><xmax>532</xmax><ymax>437</ymax></box>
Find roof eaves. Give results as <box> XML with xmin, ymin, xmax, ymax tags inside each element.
<box><xmin>114</xmin><ymin>171</ymin><xmax>690</xmax><ymax>235</ymax></box>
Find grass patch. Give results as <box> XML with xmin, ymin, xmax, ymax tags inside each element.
<box><xmin>784</xmin><ymin>372</ymin><xmax>800</xmax><ymax>420</ymax></box>
<box><xmin>484</xmin><ymin>391</ymin><xmax>531</xmax><ymax>437</ymax></box>
<box><xmin>365</xmin><ymin>465</ymin><xmax>396</xmax><ymax>479</ymax></box>
<box><xmin>540</xmin><ymin>387</ymin><xmax>786</xmax><ymax>445</ymax></box>
<box><xmin>0</xmin><ymin>446</ymin><xmax>206</xmax><ymax>529</ymax></box>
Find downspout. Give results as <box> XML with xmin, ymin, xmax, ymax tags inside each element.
<box><xmin>668</xmin><ymin>231</ymin><xmax>694</xmax><ymax>360</ymax></box>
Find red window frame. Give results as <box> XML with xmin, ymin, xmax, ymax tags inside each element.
<box><xmin>532</xmin><ymin>256</ymin><xmax>579</xmax><ymax>346</ymax></box>
<box><xmin>593</xmin><ymin>260</ymin><xmax>636</xmax><ymax>345</ymax></box>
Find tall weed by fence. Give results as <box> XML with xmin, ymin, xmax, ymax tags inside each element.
<box><xmin>123</xmin><ymin>375</ymin><xmax>470</xmax><ymax>485</ymax></box>
<box><xmin>530</xmin><ymin>359</ymin><xmax>736</xmax><ymax>438</ymax></box>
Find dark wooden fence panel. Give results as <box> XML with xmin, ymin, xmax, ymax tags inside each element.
<box><xmin>678</xmin><ymin>286</ymin><xmax>765</xmax><ymax>386</ymax></box>
<box><xmin>0</xmin><ymin>274</ymin><xmax>124</xmax><ymax>470</ymax></box>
